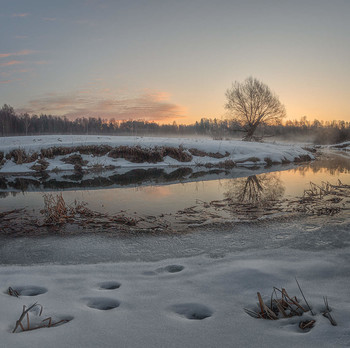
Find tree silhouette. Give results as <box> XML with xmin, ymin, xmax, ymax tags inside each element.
<box><xmin>225</xmin><ymin>77</ymin><xmax>286</xmax><ymax>141</ymax></box>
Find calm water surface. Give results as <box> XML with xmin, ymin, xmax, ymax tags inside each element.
<box><xmin>0</xmin><ymin>153</ymin><xmax>349</xmax><ymax>264</ymax></box>
<box><xmin>1</xmin><ymin>154</ymin><xmax>349</xmax><ymax>218</ymax></box>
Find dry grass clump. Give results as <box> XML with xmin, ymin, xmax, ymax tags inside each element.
<box><xmin>108</xmin><ymin>145</ymin><xmax>164</xmax><ymax>163</ymax></box>
<box><xmin>12</xmin><ymin>303</ymin><xmax>71</xmax><ymax>333</ymax></box>
<box><xmin>294</xmin><ymin>154</ymin><xmax>312</xmax><ymax>163</ymax></box>
<box><xmin>40</xmin><ymin>193</ymin><xmax>139</xmax><ymax>228</ymax></box>
<box><xmin>6</xmin><ymin>149</ymin><xmax>38</xmax><ymax>164</ymax></box>
<box><xmin>108</xmin><ymin>145</ymin><xmax>193</xmax><ymax>163</ymax></box>
<box><xmin>41</xmin><ymin>193</ymin><xmax>70</xmax><ymax>224</ymax></box>
<box><xmin>188</xmin><ymin>148</ymin><xmax>229</xmax><ymax>159</ymax></box>
<box><xmin>61</xmin><ymin>154</ymin><xmax>88</xmax><ymax>166</ymax></box>
<box><xmin>162</xmin><ymin>146</ymin><xmax>192</xmax><ymax>162</ymax></box>
<box><xmin>40</xmin><ymin>146</ymin><xmax>74</xmax><ymax>158</ymax></box>
<box><xmin>281</xmin><ymin>157</ymin><xmax>292</xmax><ymax>164</ymax></box>
<box><xmin>203</xmin><ymin>160</ymin><xmax>236</xmax><ymax>169</ymax></box>
<box><xmin>73</xmin><ymin>144</ymin><xmax>112</xmax><ymax>155</ymax></box>
<box><xmin>294</xmin><ymin>180</ymin><xmax>349</xmax><ymax>216</ymax></box>
<box><xmin>7</xmin><ymin>287</ymin><xmax>20</xmax><ymax>297</ymax></box>
<box><xmin>236</xmin><ymin>157</ymin><xmax>260</xmax><ymax>164</ymax></box>
<box><xmin>30</xmin><ymin>159</ymin><xmax>49</xmax><ymax>172</ymax></box>
<box><xmin>244</xmin><ymin>280</ymin><xmax>336</xmax><ymax>331</ymax></box>
<box><xmin>41</xmin><ymin>145</ymin><xmax>112</xmax><ymax>158</ymax></box>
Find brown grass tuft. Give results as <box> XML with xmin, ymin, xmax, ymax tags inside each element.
<box><xmin>61</xmin><ymin>154</ymin><xmax>88</xmax><ymax>166</ymax></box>
<box><xmin>294</xmin><ymin>155</ymin><xmax>312</xmax><ymax>163</ymax></box>
<box><xmin>108</xmin><ymin>146</ymin><xmax>163</xmax><ymax>163</ymax></box>
<box><xmin>6</xmin><ymin>149</ymin><xmax>38</xmax><ymax>164</ymax></box>
<box><xmin>162</xmin><ymin>146</ymin><xmax>192</xmax><ymax>162</ymax></box>
<box><xmin>30</xmin><ymin>159</ymin><xmax>49</xmax><ymax>172</ymax></box>
<box><xmin>188</xmin><ymin>148</ymin><xmax>229</xmax><ymax>159</ymax></box>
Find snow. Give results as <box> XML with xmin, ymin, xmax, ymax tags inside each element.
<box><xmin>0</xmin><ymin>135</ymin><xmax>313</xmax><ymax>174</ymax></box>
<box><xmin>0</xmin><ymin>244</ymin><xmax>349</xmax><ymax>347</ymax></box>
<box><xmin>1</xmin><ymin>213</ymin><xmax>350</xmax><ymax>347</ymax></box>
<box><xmin>1</xmin><ymin>136</ymin><xmax>348</xmax><ymax>347</ymax></box>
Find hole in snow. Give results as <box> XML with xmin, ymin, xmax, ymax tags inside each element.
<box><xmin>155</xmin><ymin>265</ymin><xmax>185</xmax><ymax>274</ymax></box>
<box><xmin>8</xmin><ymin>286</ymin><xmax>48</xmax><ymax>297</ymax></box>
<box><xmin>85</xmin><ymin>297</ymin><xmax>120</xmax><ymax>311</ymax></box>
<box><xmin>170</xmin><ymin>303</ymin><xmax>213</xmax><ymax>320</ymax></box>
<box><xmin>98</xmin><ymin>281</ymin><xmax>121</xmax><ymax>290</ymax></box>
<box><xmin>164</xmin><ymin>265</ymin><xmax>185</xmax><ymax>273</ymax></box>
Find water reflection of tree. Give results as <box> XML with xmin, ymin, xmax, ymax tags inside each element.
<box><xmin>224</xmin><ymin>174</ymin><xmax>285</xmax><ymax>206</ymax></box>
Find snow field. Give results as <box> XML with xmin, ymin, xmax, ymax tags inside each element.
<box><xmin>1</xmin><ymin>247</ymin><xmax>349</xmax><ymax>348</ymax></box>
<box><xmin>0</xmin><ymin>135</ymin><xmax>313</xmax><ymax>174</ymax></box>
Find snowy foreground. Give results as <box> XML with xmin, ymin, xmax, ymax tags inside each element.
<box><xmin>1</xmin><ymin>245</ymin><xmax>349</xmax><ymax>348</ymax></box>
<box><xmin>0</xmin><ymin>135</ymin><xmax>313</xmax><ymax>173</ymax></box>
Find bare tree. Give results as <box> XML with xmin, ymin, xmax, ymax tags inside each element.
<box><xmin>225</xmin><ymin>77</ymin><xmax>286</xmax><ymax>141</ymax></box>
<box><xmin>22</xmin><ymin>113</ymin><xmax>31</xmax><ymax>136</ymax></box>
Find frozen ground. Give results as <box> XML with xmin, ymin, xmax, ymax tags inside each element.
<box><xmin>0</xmin><ymin>248</ymin><xmax>349</xmax><ymax>347</ymax></box>
<box><xmin>0</xmin><ymin>215</ymin><xmax>350</xmax><ymax>347</ymax></box>
<box><xmin>0</xmin><ymin>136</ymin><xmax>348</xmax><ymax>347</ymax></box>
<box><xmin>0</xmin><ymin>135</ymin><xmax>313</xmax><ymax>174</ymax></box>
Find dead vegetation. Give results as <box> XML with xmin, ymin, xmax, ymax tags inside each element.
<box><xmin>202</xmin><ymin>160</ymin><xmax>236</xmax><ymax>169</ymax></box>
<box><xmin>7</xmin><ymin>287</ymin><xmax>20</xmax><ymax>297</ymax></box>
<box><xmin>30</xmin><ymin>159</ymin><xmax>49</xmax><ymax>172</ymax></box>
<box><xmin>108</xmin><ymin>145</ymin><xmax>193</xmax><ymax>163</ymax></box>
<box><xmin>108</xmin><ymin>146</ymin><xmax>160</xmax><ymax>163</ymax></box>
<box><xmin>174</xmin><ymin>177</ymin><xmax>349</xmax><ymax>226</ymax></box>
<box><xmin>12</xmin><ymin>303</ymin><xmax>71</xmax><ymax>333</ymax></box>
<box><xmin>37</xmin><ymin>193</ymin><xmax>169</xmax><ymax>233</ymax></box>
<box><xmin>61</xmin><ymin>154</ymin><xmax>88</xmax><ymax>166</ymax></box>
<box><xmin>236</xmin><ymin>157</ymin><xmax>260</xmax><ymax>164</ymax></box>
<box><xmin>188</xmin><ymin>148</ymin><xmax>229</xmax><ymax>159</ymax></box>
<box><xmin>244</xmin><ymin>279</ymin><xmax>336</xmax><ymax>331</ymax></box>
<box><xmin>6</xmin><ymin>149</ymin><xmax>38</xmax><ymax>164</ymax></box>
<box><xmin>294</xmin><ymin>154</ymin><xmax>312</xmax><ymax>163</ymax></box>
<box><xmin>293</xmin><ymin>180</ymin><xmax>350</xmax><ymax>216</ymax></box>
<box><xmin>41</xmin><ymin>145</ymin><xmax>112</xmax><ymax>158</ymax></box>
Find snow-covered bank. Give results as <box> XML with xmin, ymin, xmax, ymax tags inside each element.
<box><xmin>1</xmin><ymin>247</ymin><xmax>349</xmax><ymax>348</ymax></box>
<box><xmin>0</xmin><ymin>135</ymin><xmax>313</xmax><ymax>174</ymax></box>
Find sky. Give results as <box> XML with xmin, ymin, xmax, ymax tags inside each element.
<box><xmin>0</xmin><ymin>0</ymin><xmax>349</xmax><ymax>124</ymax></box>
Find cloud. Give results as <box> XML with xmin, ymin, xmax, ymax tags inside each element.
<box><xmin>12</xmin><ymin>13</ymin><xmax>30</xmax><ymax>17</ymax></box>
<box><xmin>33</xmin><ymin>60</ymin><xmax>49</xmax><ymax>65</ymax></box>
<box><xmin>42</xmin><ymin>17</ymin><xmax>56</xmax><ymax>21</ymax></box>
<box><xmin>19</xmin><ymin>91</ymin><xmax>187</xmax><ymax>122</ymax></box>
<box><xmin>0</xmin><ymin>60</ymin><xmax>24</xmax><ymax>67</ymax></box>
<box><xmin>0</xmin><ymin>50</ymin><xmax>34</xmax><ymax>58</ymax></box>
<box><xmin>0</xmin><ymin>80</ymin><xmax>12</xmax><ymax>84</ymax></box>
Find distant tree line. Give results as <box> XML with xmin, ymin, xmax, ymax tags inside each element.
<box><xmin>0</xmin><ymin>104</ymin><xmax>349</xmax><ymax>144</ymax></box>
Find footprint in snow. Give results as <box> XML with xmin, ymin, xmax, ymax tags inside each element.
<box><xmin>170</xmin><ymin>303</ymin><xmax>213</xmax><ymax>320</ymax></box>
<box><xmin>84</xmin><ymin>297</ymin><xmax>120</xmax><ymax>311</ymax></box>
<box><xmin>142</xmin><ymin>265</ymin><xmax>184</xmax><ymax>276</ymax></box>
<box><xmin>157</xmin><ymin>265</ymin><xmax>185</xmax><ymax>274</ymax></box>
<box><xmin>98</xmin><ymin>281</ymin><xmax>121</xmax><ymax>290</ymax></box>
<box><xmin>6</xmin><ymin>285</ymin><xmax>48</xmax><ymax>297</ymax></box>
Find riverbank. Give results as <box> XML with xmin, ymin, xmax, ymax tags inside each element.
<box><xmin>0</xmin><ymin>135</ymin><xmax>314</xmax><ymax>174</ymax></box>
